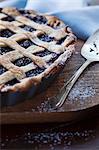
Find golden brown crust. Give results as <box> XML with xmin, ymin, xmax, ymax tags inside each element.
<box><xmin>0</xmin><ymin>7</ymin><xmax>76</xmax><ymax>92</ymax></box>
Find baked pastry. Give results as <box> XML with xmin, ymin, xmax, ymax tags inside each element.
<box><xmin>0</xmin><ymin>7</ymin><xmax>76</xmax><ymax>106</ymax></box>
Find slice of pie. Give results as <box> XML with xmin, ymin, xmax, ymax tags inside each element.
<box><xmin>0</xmin><ymin>7</ymin><xmax>76</xmax><ymax>106</ymax></box>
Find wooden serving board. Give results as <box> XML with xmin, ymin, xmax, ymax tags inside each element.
<box><xmin>0</xmin><ymin>40</ymin><xmax>99</xmax><ymax>124</ymax></box>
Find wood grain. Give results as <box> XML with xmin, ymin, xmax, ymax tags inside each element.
<box><xmin>0</xmin><ymin>40</ymin><xmax>99</xmax><ymax>124</ymax></box>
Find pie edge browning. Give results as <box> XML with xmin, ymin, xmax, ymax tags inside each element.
<box><xmin>0</xmin><ymin>7</ymin><xmax>76</xmax><ymax>93</ymax></box>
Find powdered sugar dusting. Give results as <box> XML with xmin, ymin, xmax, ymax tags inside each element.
<box><xmin>36</xmin><ymin>78</ymin><xmax>96</xmax><ymax>112</ymax></box>
<box><xmin>68</xmin><ymin>80</ymin><xmax>96</xmax><ymax>100</ymax></box>
<box><xmin>1</xmin><ymin>129</ymin><xmax>96</xmax><ymax>149</ymax></box>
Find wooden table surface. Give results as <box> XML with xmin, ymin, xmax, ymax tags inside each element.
<box><xmin>1</xmin><ymin>112</ymin><xmax>99</xmax><ymax>149</ymax></box>
<box><xmin>1</xmin><ymin>40</ymin><xmax>99</xmax><ymax>124</ymax></box>
<box><xmin>1</xmin><ymin>40</ymin><xmax>99</xmax><ymax>149</ymax></box>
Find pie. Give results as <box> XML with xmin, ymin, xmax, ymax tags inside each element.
<box><xmin>0</xmin><ymin>7</ymin><xmax>76</xmax><ymax>106</ymax></box>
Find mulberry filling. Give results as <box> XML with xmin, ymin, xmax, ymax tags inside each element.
<box><xmin>0</xmin><ymin>65</ymin><xmax>7</xmax><ymax>75</ymax></box>
<box><xmin>0</xmin><ymin>46</ymin><xmax>14</xmax><ymax>55</ymax></box>
<box><xmin>13</xmin><ymin>57</ymin><xmax>32</xmax><ymax>67</ymax></box>
<box><xmin>25</xmin><ymin>15</ymin><xmax>47</xmax><ymax>24</ymax></box>
<box><xmin>38</xmin><ymin>34</ymin><xmax>54</xmax><ymax>42</ymax></box>
<box><xmin>34</xmin><ymin>49</ymin><xmax>54</xmax><ymax>57</ymax></box>
<box><xmin>2</xmin><ymin>15</ymin><xmax>15</xmax><ymax>22</ymax></box>
<box><xmin>19</xmin><ymin>10</ymin><xmax>30</xmax><ymax>15</ymax></box>
<box><xmin>6</xmin><ymin>79</ymin><xmax>20</xmax><ymax>86</ymax></box>
<box><xmin>18</xmin><ymin>39</ymin><xmax>34</xmax><ymax>49</ymax></box>
<box><xmin>0</xmin><ymin>8</ymin><xmax>2</xmax><ymax>13</ymax></box>
<box><xmin>0</xmin><ymin>29</ymin><xmax>15</xmax><ymax>38</ymax></box>
<box><xmin>20</xmin><ymin>25</ymin><xmax>36</xmax><ymax>32</ymax></box>
<box><xmin>26</xmin><ymin>67</ymin><xmax>45</xmax><ymax>77</ymax></box>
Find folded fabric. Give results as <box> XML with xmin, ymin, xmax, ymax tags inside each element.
<box><xmin>0</xmin><ymin>0</ymin><xmax>27</xmax><ymax>8</ymax></box>
<box><xmin>50</xmin><ymin>6</ymin><xmax>99</xmax><ymax>40</ymax></box>
<box><xmin>25</xmin><ymin>0</ymin><xmax>99</xmax><ymax>40</ymax></box>
<box><xmin>0</xmin><ymin>0</ymin><xmax>99</xmax><ymax>40</ymax></box>
<box><xmin>25</xmin><ymin>0</ymin><xmax>87</xmax><ymax>12</ymax></box>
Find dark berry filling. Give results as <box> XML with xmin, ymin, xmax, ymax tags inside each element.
<box><xmin>13</xmin><ymin>57</ymin><xmax>32</xmax><ymax>67</ymax></box>
<box><xmin>0</xmin><ymin>46</ymin><xmax>14</xmax><ymax>55</ymax></box>
<box><xmin>0</xmin><ymin>65</ymin><xmax>7</xmax><ymax>75</ymax></box>
<box><xmin>25</xmin><ymin>15</ymin><xmax>47</xmax><ymax>24</ymax></box>
<box><xmin>2</xmin><ymin>15</ymin><xmax>15</xmax><ymax>22</ymax></box>
<box><xmin>34</xmin><ymin>49</ymin><xmax>54</xmax><ymax>57</ymax></box>
<box><xmin>6</xmin><ymin>78</ymin><xmax>20</xmax><ymax>86</ymax></box>
<box><xmin>38</xmin><ymin>34</ymin><xmax>54</xmax><ymax>42</ymax></box>
<box><xmin>0</xmin><ymin>8</ymin><xmax>2</xmax><ymax>13</ymax></box>
<box><xmin>19</xmin><ymin>10</ymin><xmax>30</xmax><ymax>15</ymax></box>
<box><xmin>26</xmin><ymin>67</ymin><xmax>45</xmax><ymax>77</ymax></box>
<box><xmin>18</xmin><ymin>39</ymin><xmax>34</xmax><ymax>49</ymax></box>
<box><xmin>0</xmin><ymin>29</ymin><xmax>15</xmax><ymax>38</ymax></box>
<box><xmin>57</xmin><ymin>36</ymin><xmax>68</xmax><ymax>44</ymax></box>
<box><xmin>20</xmin><ymin>25</ymin><xmax>36</xmax><ymax>32</ymax></box>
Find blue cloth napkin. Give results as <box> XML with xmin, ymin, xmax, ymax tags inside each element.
<box><xmin>0</xmin><ymin>0</ymin><xmax>27</xmax><ymax>8</ymax></box>
<box><xmin>51</xmin><ymin>6</ymin><xmax>99</xmax><ymax>40</ymax></box>
<box><xmin>0</xmin><ymin>0</ymin><xmax>99</xmax><ymax>40</ymax></box>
